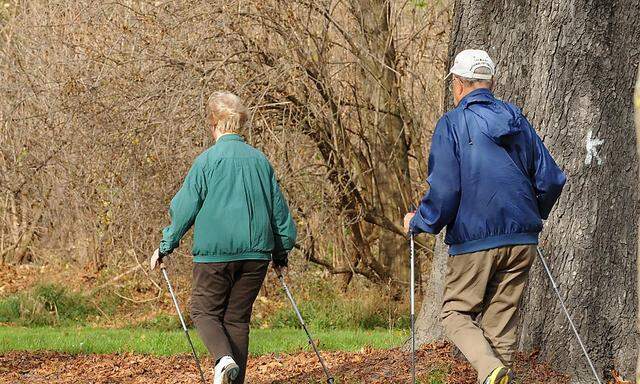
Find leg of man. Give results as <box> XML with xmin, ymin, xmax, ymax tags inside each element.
<box><xmin>223</xmin><ymin>260</ymin><xmax>269</xmax><ymax>384</ymax></box>
<box><xmin>441</xmin><ymin>247</ymin><xmax>503</xmax><ymax>383</ymax></box>
<box><xmin>190</xmin><ymin>262</ymin><xmax>235</xmax><ymax>364</ymax></box>
<box><xmin>480</xmin><ymin>245</ymin><xmax>535</xmax><ymax>366</ymax></box>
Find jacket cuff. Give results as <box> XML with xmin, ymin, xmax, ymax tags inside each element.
<box><xmin>409</xmin><ymin>215</ymin><xmax>423</xmax><ymax>235</ymax></box>
<box><xmin>158</xmin><ymin>243</ymin><xmax>173</xmax><ymax>257</ymax></box>
<box><xmin>410</xmin><ymin>214</ymin><xmax>440</xmax><ymax>235</ymax></box>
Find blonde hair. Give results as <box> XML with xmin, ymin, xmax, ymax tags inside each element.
<box><xmin>206</xmin><ymin>91</ymin><xmax>248</xmax><ymax>134</ymax></box>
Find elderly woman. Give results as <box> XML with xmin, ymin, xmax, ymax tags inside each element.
<box><xmin>151</xmin><ymin>92</ymin><xmax>296</xmax><ymax>384</ymax></box>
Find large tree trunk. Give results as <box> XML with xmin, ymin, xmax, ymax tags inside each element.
<box><xmin>416</xmin><ymin>0</ymin><xmax>639</xmax><ymax>381</ymax></box>
<box><xmin>634</xmin><ymin>66</ymin><xmax>640</xmax><ymax>384</ymax></box>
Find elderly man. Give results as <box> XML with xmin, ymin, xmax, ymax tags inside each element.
<box><xmin>404</xmin><ymin>50</ymin><xmax>566</xmax><ymax>384</ymax></box>
<box><xmin>150</xmin><ymin>91</ymin><xmax>296</xmax><ymax>384</ymax></box>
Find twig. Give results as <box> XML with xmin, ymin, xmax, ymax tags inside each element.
<box><xmin>113</xmin><ymin>289</ymin><xmax>162</xmax><ymax>304</ymax></box>
<box><xmin>88</xmin><ymin>265</ymin><xmax>141</xmax><ymax>296</ymax></box>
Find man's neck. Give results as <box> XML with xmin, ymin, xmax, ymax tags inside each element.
<box><xmin>461</xmin><ymin>86</ymin><xmax>491</xmax><ymax>99</ymax></box>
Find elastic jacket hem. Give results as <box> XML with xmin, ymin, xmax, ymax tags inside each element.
<box><xmin>193</xmin><ymin>251</ymin><xmax>271</xmax><ymax>263</ymax></box>
<box><xmin>448</xmin><ymin>232</ymin><xmax>539</xmax><ymax>255</ymax></box>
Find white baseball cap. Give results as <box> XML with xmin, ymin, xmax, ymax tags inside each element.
<box><xmin>445</xmin><ymin>49</ymin><xmax>495</xmax><ymax>80</ymax></box>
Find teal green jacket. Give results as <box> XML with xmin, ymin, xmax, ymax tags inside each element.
<box><xmin>159</xmin><ymin>134</ymin><xmax>297</xmax><ymax>263</ymax></box>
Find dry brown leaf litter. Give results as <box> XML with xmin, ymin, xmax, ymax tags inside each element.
<box><xmin>0</xmin><ymin>343</ymin><xmax>572</xmax><ymax>383</ymax></box>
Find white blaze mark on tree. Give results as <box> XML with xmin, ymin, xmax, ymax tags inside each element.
<box><xmin>585</xmin><ymin>130</ymin><xmax>604</xmax><ymax>165</ymax></box>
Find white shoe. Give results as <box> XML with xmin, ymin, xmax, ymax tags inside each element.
<box><xmin>213</xmin><ymin>356</ymin><xmax>240</xmax><ymax>384</ymax></box>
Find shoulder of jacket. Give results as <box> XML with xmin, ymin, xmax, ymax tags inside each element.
<box><xmin>435</xmin><ymin>112</ymin><xmax>464</xmax><ymax>148</ymax></box>
<box><xmin>253</xmin><ymin>147</ymin><xmax>275</xmax><ymax>173</ymax></box>
<box><xmin>239</xmin><ymin>141</ymin><xmax>268</xmax><ymax>160</ymax></box>
<box><xmin>438</xmin><ymin>111</ymin><xmax>456</xmax><ymax>126</ymax></box>
<box><xmin>444</xmin><ymin>105</ymin><xmax>470</xmax><ymax>122</ymax></box>
<box><xmin>503</xmin><ymin>101</ymin><xmax>523</xmax><ymax>115</ymax></box>
<box><xmin>501</xmin><ymin>101</ymin><xmax>533</xmax><ymax>127</ymax></box>
<box><xmin>236</xmin><ymin>142</ymin><xmax>275</xmax><ymax>171</ymax></box>
<box><xmin>438</xmin><ymin>110</ymin><xmax>462</xmax><ymax>134</ymax></box>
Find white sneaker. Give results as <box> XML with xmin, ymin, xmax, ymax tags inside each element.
<box><xmin>213</xmin><ymin>356</ymin><xmax>240</xmax><ymax>384</ymax></box>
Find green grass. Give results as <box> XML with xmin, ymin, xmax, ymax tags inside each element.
<box><xmin>0</xmin><ymin>326</ymin><xmax>408</xmax><ymax>356</ymax></box>
<box><xmin>421</xmin><ymin>368</ymin><xmax>449</xmax><ymax>384</ymax></box>
<box><xmin>1</xmin><ymin>282</ymin><xmax>410</xmax><ymax>331</ymax></box>
<box><xmin>0</xmin><ymin>284</ymin><xmax>117</xmax><ymax>326</ymax></box>
<box><xmin>256</xmin><ymin>274</ymin><xmax>410</xmax><ymax>330</ymax></box>
<box><xmin>263</xmin><ymin>296</ymin><xmax>409</xmax><ymax>330</ymax></box>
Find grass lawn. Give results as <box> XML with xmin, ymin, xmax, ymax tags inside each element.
<box><xmin>0</xmin><ymin>326</ymin><xmax>407</xmax><ymax>356</ymax></box>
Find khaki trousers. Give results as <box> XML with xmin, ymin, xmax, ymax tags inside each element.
<box><xmin>441</xmin><ymin>244</ymin><xmax>535</xmax><ymax>383</ymax></box>
<box><xmin>190</xmin><ymin>260</ymin><xmax>269</xmax><ymax>384</ymax></box>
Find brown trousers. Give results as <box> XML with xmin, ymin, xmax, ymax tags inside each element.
<box><xmin>190</xmin><ymin>260</ymin><xmax>269</xmax><ymax>384</ymax></box>
<box><xmin>441</xmin><ymin>244</ymin><xmax>535</xmax><ymax>383</ymax></box>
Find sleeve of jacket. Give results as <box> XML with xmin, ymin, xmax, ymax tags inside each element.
<box><xmin>410</xmin><ymin>116</ymin><xmax>461</xmax><ymax>235</ymax></box>
<box><xmin>270</xmin><ymin>170</ymin><xmax>297</xmax><ymax>261</ymax></box>
<box><xmin>159</xmin><ymin>158</ymin><xmax>208</xmax><ymax>255</ymax></box>
<box><xmin>529</xmin><ymin>122</ymin><xmax>566</xmax><ymax>219</ymax></box>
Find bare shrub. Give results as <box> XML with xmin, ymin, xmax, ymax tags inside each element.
<box><xmin>0</xmin><ymin>0</ymin><xmax>449</xmax><ymax>295</ymax></box>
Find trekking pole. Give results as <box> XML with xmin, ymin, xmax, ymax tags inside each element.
<box><xmin>537</xmin><ymin>247</ymin><xmax>602</xmax><ymax>384</ymax></box>
<box><xmin>159</xmin><ymin>261</ymin><xmax>207</xmax><ymax>384</ymax></box>
<box><xmin>408</xmin><ymin>204</ymin><xmax>417</xmax><ymax>384</ymax></box>
<box><xmin>277</xmin><ymin>271</ymin><xmax>335</xmax><ymax>384</ymax></box>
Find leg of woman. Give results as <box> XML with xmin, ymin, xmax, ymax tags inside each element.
<box><xmin>190</xmin><ymin>262</ymin><xmax>235</xmax><ymax>366</ymax></box>
<box><xmin>222</xmin><ymin>260</ymin><xmax>269</xmax><ymax>383</ymax></box>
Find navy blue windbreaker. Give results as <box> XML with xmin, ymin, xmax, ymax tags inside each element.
<box><xmin>410</xmin><ymin>88</ymin><xmax>566</xmax><ymax>255</ymax></box>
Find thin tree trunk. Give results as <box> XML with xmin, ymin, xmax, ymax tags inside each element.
<box><xmin>634</xmin><ymin>65</ymin><xmax>640</xmax><ymax>384</ymax></box>
<box><xmin>351</xmin><ymin>0</ymin><xmax>411</xmax><ymax>281</ymax></box>
<box><xmin>413</xmin><ymin>234</ymin><xmax>446</xmax><ymax>346</ymax></box>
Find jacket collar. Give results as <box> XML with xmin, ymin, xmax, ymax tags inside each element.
<box><xmin>216</xmin><ymin>133</ymin><xmax>243</xmax><ymax>143</ymax></box>
<box><xmin>459</xmin><ymin>88</ymin><xmax>494</xmax><ymax>109</ymax></box>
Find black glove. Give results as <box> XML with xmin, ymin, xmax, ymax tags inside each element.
<box><xmin>272</xmin><ymin>251</ymin><xmax>289</xmax><ymax>268</ymax></box>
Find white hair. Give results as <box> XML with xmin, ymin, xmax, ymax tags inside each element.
<box><xmin>206</xmin><ymin>91</ymin><xmax>248</xmax><ymax>134</ymax></box>
<box><xmin>458</xmin><ymin>66</ymin><xmax>493</xmax><ymax>87</ymax></box>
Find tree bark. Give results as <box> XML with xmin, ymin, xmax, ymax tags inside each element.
<box><xmin>416</xmin><ymin>0</ymin><xmax>640</xmax><ymax>381</ymax></box>
<box><xmin>351</xmin><ymin>0</ymin><xmax>412</xmax><ymax>281</ymax></box>
<box><xmin>413</xmin><ymin>234</ymin><xmax>446</xmax><ymax>346</ymax></box>
<box><xmin>634</xmin><ymin>65</ymin><xmax>640</xmax><ymax>384</ymax></box>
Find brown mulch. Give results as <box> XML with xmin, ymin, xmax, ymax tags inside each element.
<box><xmin>0</xmin><ymin>264</ymin><xmax>45</xmax><ymax>296</ymax></box>
<box><xmin>0</xmin><ymin>343</ymin><xmax>569</xmax><ymax>383</ymax></box>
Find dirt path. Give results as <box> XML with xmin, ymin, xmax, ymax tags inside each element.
<box><xmin>0</xmin><ymin>343</ymin><xmax>568</xmax><ymax>383</ymax></box>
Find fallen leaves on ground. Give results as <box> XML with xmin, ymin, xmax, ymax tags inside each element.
<box><xmin>0</xmin><ymin>264</ymin><xmax>44</xmax><ymax>296</ymax></box>
<box><xmin>0</xmin><ymin>342</ymin><xmax>571</xmax><ymax>383</ymax></box>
